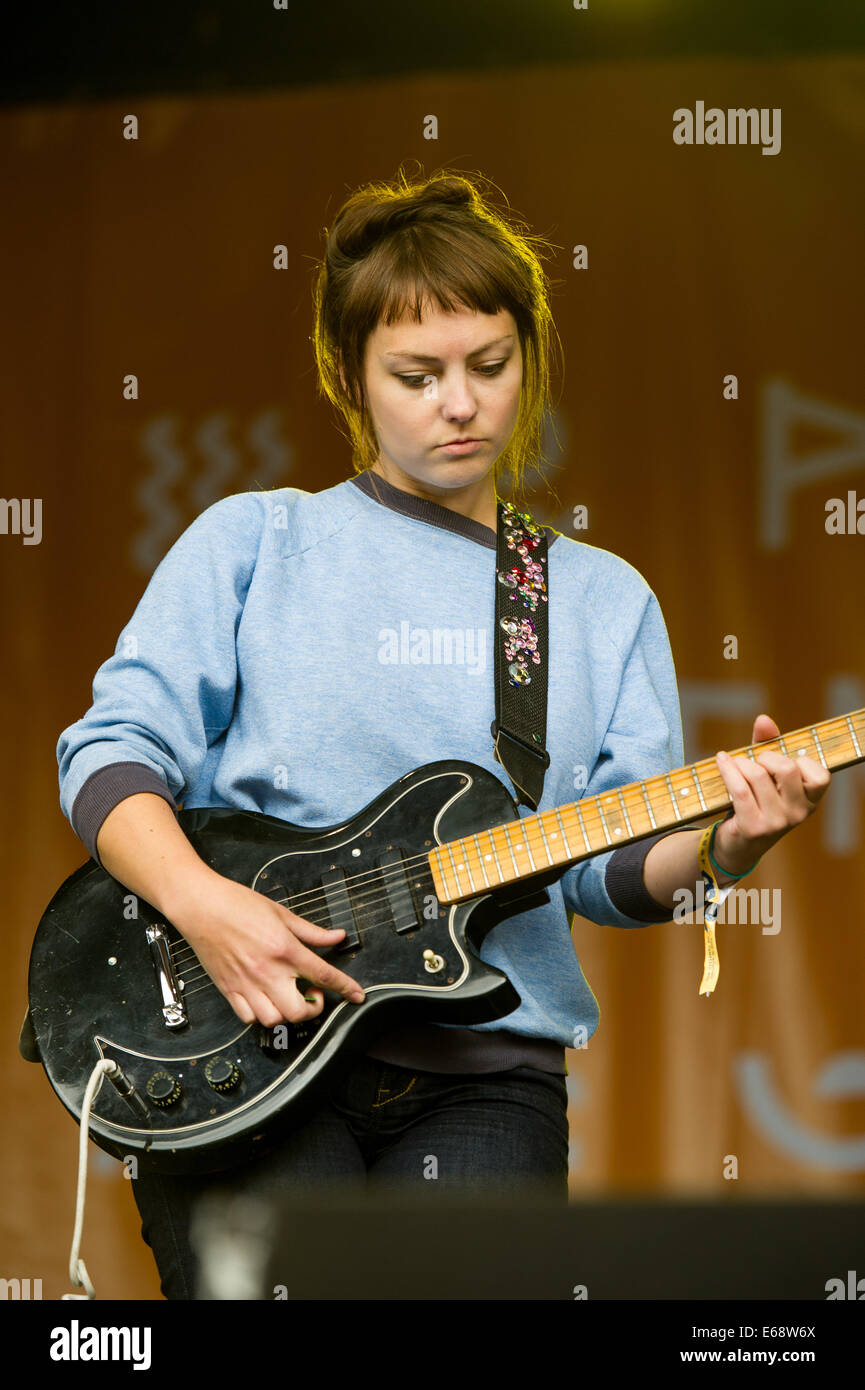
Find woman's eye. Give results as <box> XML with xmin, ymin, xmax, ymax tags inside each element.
<box><xmin>396</xmin><ymin>361</ymin><xmax>507</xmax><ymax>388</ymax></box>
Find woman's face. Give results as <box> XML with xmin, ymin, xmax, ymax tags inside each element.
<box><xmin>359</xmin><ymin>301</ymin><xmax>523</xmax><ymax>497</ymax></box>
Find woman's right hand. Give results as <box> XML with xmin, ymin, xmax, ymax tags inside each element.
<box><xmin>166</xmin><ymin>868</ymin><xmax>365</xmax><ymax>1028</ymax></box>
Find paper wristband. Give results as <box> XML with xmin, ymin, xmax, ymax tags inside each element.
<box><xmin>695</xmin><ymin>822</ymin><xmax>735</xmax><ymax>997</ymax></box>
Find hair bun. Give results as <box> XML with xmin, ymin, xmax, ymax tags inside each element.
<box><xmin>415</xmin><ymin>175</ymin><xmax>475</xmax><ymax>208</ymax></box>
<box><xmin>333</xmin><ymin>174</ymin><xmax>479</xmax><ymax>260</ymax></box>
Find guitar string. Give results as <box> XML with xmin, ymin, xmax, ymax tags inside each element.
<box><xmin>177</xmin><ymin>889</ymin><xmax>413</xmax><ymax>996</ymax></box>
<box><xmin>169</xmin><ymin>822</ymin><xmax>576</xmax><ymax>980</ymax></box>
<box><xmin>166</xmin><ymin>720</ymin><xmax>857</xmax><ymax>966</ymax></box>
<box><xmin>168</xmin><ymin>722</ymin><xmax>861</xmax><ymax>990</ymax></box>
<box><xmin>176</xmin><ymin>717</ymin><xmax>856</xmax><ymax>1003</ymax></box>
<box><xmin>172</xmin><ymin>880</ymin><xmax>436</xmax><ymax>983</ymax></box>
<box><xmin>166</xmin><ymin>856</ymin><xmax>438</xmax><ymax>960</ymax></box>
<box><xmin>166</xmin><ymin>853</ymin><xmax>442</xmax><ymax>970</ymax></box>
<box><xmin>170</xmin><ymin>718</ymin><xmax>861</xmax><ymax>937</ymax></box>
<box><xmin>174</xmin><ymin>849</ymin><xmax>468</xmax><ymax>990</ymax></box>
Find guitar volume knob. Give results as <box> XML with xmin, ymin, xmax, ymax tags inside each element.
<box><xmin>205</xmin><ymin>1055</ymin><xmax>241</xmax><ymax>1092</ymax></box>
<box><xmin>146</xmin><ymin>1070</ymin><xmax>182</xmax><ymax>1107</ymax></box>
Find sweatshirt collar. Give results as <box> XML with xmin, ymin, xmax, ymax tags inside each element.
<box><xmin>348</xmin><ymin>468</ymin><xmax>557</xmax><ymax>550</ymax></box>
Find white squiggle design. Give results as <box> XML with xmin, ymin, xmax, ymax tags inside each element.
<box><xmin>734</xmin><ymin>1051</ymin><xmax>865</xmax><ymax>1171</ymax></box>
<box><xmin>133</xmin><ymin>416</ymin><xmax>186</xmax><ymax>574</ymax></box>
<box><xmin>133</xmin><ymin>409</ymin><xmax>295</xmax><ymax>574</ymax></box>
<box><xmin>246</xmin><ymin>409</ymin><xmax>294</xmax><ymax>490</ymax></box>
<box><xmin>191</xmin><ymin>413</ymin><xmax>240</xmax><ymax>512</ymax></box>
<box><xmin>815</xmin><ymin>1050</ymin><xmax>865</xmax><ymax>1099</ymax></box>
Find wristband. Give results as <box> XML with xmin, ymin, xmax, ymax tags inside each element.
<box><xmin>694</xmin><ymin>820</ymin><xmax>733</xmax><ymax>997</ymax></box>
<box><xmin>694</xmin><ymin>819</ymin><xmax>763</xmax><ymax>996</ymax></box>
<box><xmin>708</xmin><ymin>819</ymin><xmax>758</xmax><ymax>882</ymax></box>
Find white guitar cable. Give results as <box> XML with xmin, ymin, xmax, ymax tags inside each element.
<box><xmin>61</xmin><ymin>1058</ymin><xmax>121</xmax><ymax>1300</ymax></box>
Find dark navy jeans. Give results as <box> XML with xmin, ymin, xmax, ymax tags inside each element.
<box><xmin>131</xmin><ymin>1055</ymin><xmax>570</xmax><ymax>1299</ymax></box>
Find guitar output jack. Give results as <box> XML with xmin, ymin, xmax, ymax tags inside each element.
<box><xmin>423</xmin><ymin>949</ymin><xmax>445</xmax><ymax>973</ymax></box>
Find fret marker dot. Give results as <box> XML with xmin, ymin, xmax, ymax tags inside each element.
<box><xmin>614</xmin><ymin>827</ymin><xmax>622</xmax><ymax>835</ymax></box>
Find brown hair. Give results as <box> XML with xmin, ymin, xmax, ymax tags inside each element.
<box><xmin>310</xmin><ymin>164</ymin><xmax>562</xmax><ymax>501</ymax></box>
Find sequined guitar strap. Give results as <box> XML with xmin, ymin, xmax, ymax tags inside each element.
<box><xmin>490</xmin><ymin>497</ymin><xmax>551</xmax><ymax>811</ymax></box>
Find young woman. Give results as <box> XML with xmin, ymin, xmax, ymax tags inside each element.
<box><xmin>56</xmin><ymin>168</ymin><xmax>830</xmax><ymax>1299</ymax></box>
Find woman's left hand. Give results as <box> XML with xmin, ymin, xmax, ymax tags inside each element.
<box><xmin>712</xmin><ymin>713</ymin><xmax>831</xmax><ymax>877</ymax></box>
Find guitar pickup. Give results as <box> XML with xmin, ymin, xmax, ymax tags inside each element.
<box><xmin>377</xmin><ymin>848</ymin><xmax>420</xmax><ymax>935</ymax></box>
<box><xmin>320</xmin><ymin>867</ymin><xmax>360</xmax><ymax>952</ymax></box>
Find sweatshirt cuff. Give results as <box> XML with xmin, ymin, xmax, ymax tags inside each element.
<box><xmin>604</xmin><ymin>825</ymin><xmax>697</xmax><ymax>923</ymax></box>
<box><xmin>71</xmin><ymin>762</ymin><xmax>179</xmax><ymax>866</ymax></box>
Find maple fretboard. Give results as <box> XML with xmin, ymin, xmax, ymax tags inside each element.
<box><xmin>429</xmin><ymin>709</ymin><xmax>865</xmax><ymax>904</ymax></box>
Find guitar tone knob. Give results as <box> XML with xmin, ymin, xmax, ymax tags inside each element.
<box><xmin>205</xmin><ymin>1055</ymin><xmax>241</xmax><ymax>1092</ymax></box>
<box><xmin>146</xmin><ymin>1070</ymin><xmax>182</xmax><ymax>1107</ymax></box>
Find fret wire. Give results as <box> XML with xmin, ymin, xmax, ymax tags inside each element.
<box><xmin>501</xmin><ymin>824</ymin><xmax>520</xmax><ymax>880</ymax></box>
<box><xmin>460</xmin><ymin>843</ymin><xmax>477</xmax><ymax>893</ymax></box>
<box><xmin>616</xmin><ymin>788</ymin><xmax>634</xmax><ymax>837</ymax></box>
<box><xmin>640</xmin><ymin>780</ymin><xmax>657</xmax><ymax>830</ymax></box>
<box><xmin>846</xmin><ymin>714</ymin><xmax>863</xmax><ymax>759</ymax></box>
<box><xmin>472</xmin><ymin>833</ymin><xmax>492</xmax><ymax>889</ymax></box>
<box><xmin>518</xmin><ymin>817</ymin><xmax>538</xmax><ymax>871</ymax></box>
<box><xmin>663</xmin><ymin>773</ymin><xmax>683</xmax><ymax>821</ymax></box>
<box><xmin>554</xmin><ymin>807</ymin><xmax>573</xmax><ymax>857</ymax></box>
<box><xmin>444</xmin><ymin>842</ymin><xmax>462</xmax><ymax>895</ymax></box>
<box><xmin>692</xmin><ymin>763</ymin><xmax>708</xmax><ymax>812</ymax></box>
<box><xmin>810</xmin><ymin>724</ymin><xmax>827</xmax><ymax>769</ymax></box>
<box><xmin>535</xmin><ymin>814</ymin><xmax>556</xmax><ymax>866</ymax></box>
<box><xmin>487</xmin><ymin>829</ymin><xmax>505</xmax><ymax>882</ymax></box>
<box><xmin>596</xmin><ymin>797</ymin><xmax>613</xmax><ymax>846</ymax></box>
<box><xmin>575</xmin><ymin>802</ymin><xmax>592</xmax><ymax>851</ymax></box>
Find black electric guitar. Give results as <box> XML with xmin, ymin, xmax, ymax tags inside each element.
<box><xmin>27</xmin><ymin>709</ymin><xmax>865</xmax><ymax>1174</ymax></box>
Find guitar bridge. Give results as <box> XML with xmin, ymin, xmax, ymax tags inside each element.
<box><xmin>146</xmin><ymin>923</ymin><xmax>188</xmax><ymax>1028</ymax></box>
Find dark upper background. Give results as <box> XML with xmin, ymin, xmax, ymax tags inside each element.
<box><xmin>2</xmin><ymin>0</ymin><xmax>864</xmax><ymax>106</ymax></box>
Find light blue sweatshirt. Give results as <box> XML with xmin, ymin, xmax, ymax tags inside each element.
<box><xmin>56</xmin><ymin>470</ymin><xmax>685</xmax><ymax>1069</ymax></box>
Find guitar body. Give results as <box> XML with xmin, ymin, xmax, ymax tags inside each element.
<box><xmin>28</xmin><ymin>760</ymin><xmax>562</xmax><ymax>1175</ymax></box>
<box><xmin>29</xmin><ymin>704</ymin><xmax>865</xmax><ymax>1174</ymax></box>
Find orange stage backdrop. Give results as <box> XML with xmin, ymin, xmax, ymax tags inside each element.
<box><xmin>2</xmin><ymin>55</ymin><xmax>864</xmax><ymax>1298</ymax></box>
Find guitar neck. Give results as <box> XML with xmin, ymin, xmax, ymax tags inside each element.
<box><xmin>429</xmin><ymin>707</ymin><xmax>865</xmax><ymax>905</ymax></box>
